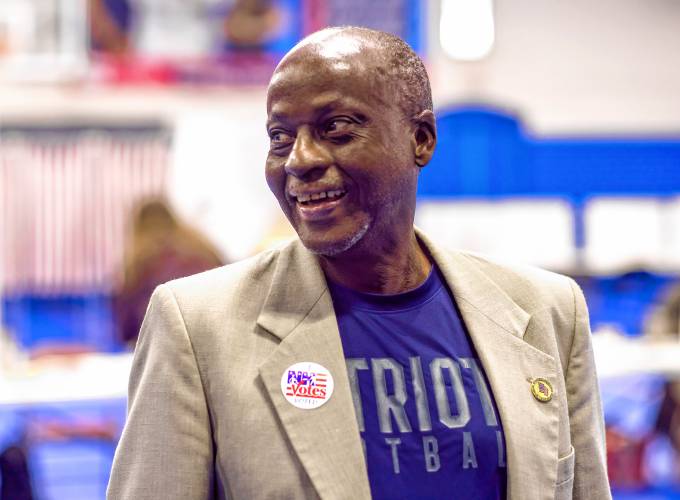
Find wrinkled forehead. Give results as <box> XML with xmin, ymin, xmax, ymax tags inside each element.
<box><xmin>266</xmin><ymin>42</ymin><xmax>388</xmax><ymax>111</ymax></box>
<box><xmin>299</xmin><ymin>31</ymin><xmax>365</xmax><ymax>61</ymax></box>
<box><xmin>278</xmin><ymin>31</ymin><xmax>372</xmax><ymax>71</ymax></box>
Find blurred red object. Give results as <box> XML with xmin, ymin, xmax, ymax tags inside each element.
<box><xmin>93</xmin><ymin>55</ymin><xmax>177</xmax><ymax>84</ymax></box>
<box><xmin>607</xmin><ymin>426</ymin><xmax>650</xmax><ymax>489</ymax></box>
<box><xmin>29</xmin><ymin>345</ymin><xmax>95</xmax><ymax>360</ymax></box>
<box><xmin>29</xmin><ymin>420</ymin><xmax>118</xmax><ymax>442</ymax></box>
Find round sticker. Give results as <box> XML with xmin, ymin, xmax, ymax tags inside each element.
<box><xmin>281</xmin><ymin>362</ymin><xmax>334</xmax><ymax>410</ymax></box>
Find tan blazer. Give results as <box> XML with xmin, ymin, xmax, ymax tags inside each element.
<box><xmin>107</xmin><ymin>231</ymin><xmax>610</xmax><ymax>500</ymax></box>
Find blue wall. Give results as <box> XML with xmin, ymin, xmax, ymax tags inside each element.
<box><xmin>419</xmin><ymin>106</ymin><xmax>680</xmax><ymax>198</ymax></box>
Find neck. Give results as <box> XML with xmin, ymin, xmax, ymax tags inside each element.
<box><xmin>319</xmin><ymin>230</ymin><xmax>432</xmax><ymax>294</ymax></box>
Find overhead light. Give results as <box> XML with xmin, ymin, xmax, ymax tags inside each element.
<box><xmin>440</xmin><ymin>0</ymin><xmax>495</xmax><ymax>61</ymax></box>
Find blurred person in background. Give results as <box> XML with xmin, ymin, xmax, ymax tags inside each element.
<box><xmin>223</xmin><ymin>0</ymin><xmax>283</xmax><ymax>50</ymax></box>
<box><xmin>89</xmin><ymin>0</ymin><xmax>222</xmax><ymax>58</ymax></box>
<box><xmin>0</xmin><ymin>443</ymin><xmax>34</xmax><ymax>500</ymax></box>
<box><xmin>645</xmin><ymin>284</ymin><xmax>680</xmax><ymax>480</ymax></box>
<box><xmin>89</xmin><ymin>0</ymin><xmax>283</xmax><ymax>58</ymax></box>
<box><xmin>0</xmin><ymin>330</ymin><xmax>34</xmax><ymax>500</ymax></box>
<box><xmin>646</xmin><ymin>284</ymin><xmax>680</xmax><ymax>341</ymax></box>
<box><xmin>108</xmin><ymin>28</ymin><xmax>610</xmax><ymax>499</ymax></box>
<box><xmin>88</xmin><ymin>0</ymin><xmax>130</xmax><ymax>55</ymax></box>
<box><xmin>114</xmin><ymin>199</ymin><xmax>224</xmax><ymax>347</ymax></box>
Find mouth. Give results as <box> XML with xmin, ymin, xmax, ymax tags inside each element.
<box><xmin>291</xmin><ymin>189</ymin><xmax>347</xmax><ymax>220</ymax></box>
<box><xmin>295</xmin><ymin>189</ymin><xmax>346</xmax><ymax>204</ymax></box>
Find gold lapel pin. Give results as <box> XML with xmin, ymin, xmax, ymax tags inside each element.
<box><xmin>530</xmin><ymin>378</ymin><xmax>553</xmax><ymax>402</ymax></box>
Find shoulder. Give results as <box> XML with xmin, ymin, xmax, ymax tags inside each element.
<box><xmin>417</xmin><ymin>228</ymin><xmax>578</xmax><ymax>315</ymax></box>
<box><xmin>165</xmin><ymin>247</ymin><xmax>278</xmax><ymax>299</ymax></box>
<box><xmin>157</xmin><ymin>239</ymin><xmax>296</xmax><ymax>321</ymax></box>
<box><xmin>461</xmin><ymin>250</ymin><xmax>575</xmax><ymax>309</ymax></box>
<box><xmin>446</xmin><ymin>249</ymin><xmax>578</xmax><ymax>315</ymax></box>
<box><xmin>445</xmin><ymin>250</ymin><xmax>587</xmax><ymax>375</ymax></box>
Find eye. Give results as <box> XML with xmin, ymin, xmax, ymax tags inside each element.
<box><xmin>323</xmin><ymin>118</ymin><xmax>356</xmax><ymax>142</ymax></box>
<box><xmin>269</xmin><ymin>130</ymin><xmax>293</xmax><ymax>147</ymax></box>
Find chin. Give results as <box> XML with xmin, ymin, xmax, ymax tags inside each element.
<box><xmin>300</xmin><ymin>220</ymin><xmax>370</xmax><ymax>257</ymax></box>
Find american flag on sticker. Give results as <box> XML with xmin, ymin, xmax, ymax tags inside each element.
<box><xmin>285</xmin><ymin>370</ymin><xmax>326</xmax><ymax>398</ymax></box>
<box><xmin>281</xmin><ymin>362</ymin><xmax>334</xmax><ymax>410</ymax></box>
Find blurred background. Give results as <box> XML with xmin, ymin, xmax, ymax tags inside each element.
<box><xmin>0</xmin><ymin>0</ymin><xmax>679</xmax><ymax>498</ymax></box>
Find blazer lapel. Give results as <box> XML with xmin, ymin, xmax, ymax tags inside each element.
<box><xmin>419</xmin><ymin>231</ymin><xmax>560</xmax><ymax>500</ymax></box>
<box><xmin>256</xmin><ymin>241</ymin><xmax>371</xmax><ymax>500</ymax></box>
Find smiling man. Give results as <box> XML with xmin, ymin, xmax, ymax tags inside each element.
<box><xmin>108</xmin><ymin>27</ymin><xmax>611</xmax><ymax>500</ymax></box>
<box><xmin>264</xmin><ymin>28</ymin><xmax>433</xmax><ymax>291</ymax></box>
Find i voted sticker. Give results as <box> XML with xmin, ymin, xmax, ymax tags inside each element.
<box><xmin>281</xmin><ymin>362</ymin><xmax>334</xmax><ymax>410</ymax></box>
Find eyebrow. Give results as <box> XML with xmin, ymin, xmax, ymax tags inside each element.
<box><xmin>266</xmin><ymin>116</ymin><xmax>283</xmax><ymax>129</ymax></box>
<box><xmin>267</xmin><ymin>98</ymin><xmax>368</xmax><ymax>129</ymax></box>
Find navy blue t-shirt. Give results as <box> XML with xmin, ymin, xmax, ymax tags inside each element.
<box><xmin>328</xmin><ymin>266</ymin><xmax>507</xmax><ymax>500</ymax></box>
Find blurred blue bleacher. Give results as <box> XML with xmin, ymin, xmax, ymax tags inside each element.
<box><xmin>3</xmin><ymin>295</ymin><xmax>117</xmax><ymax>352</ymax></box>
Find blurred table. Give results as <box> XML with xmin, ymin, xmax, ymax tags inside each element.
<box><xmin>592</xmin><ymin>331</ymin><xmax>680</xmax><ymax>379</ymax></box>
<box><xmin>0</xmin><ymin>353</ymin><xmax>132</xmax><ymax>500</ymax></box>
<box><xmin>0</xmin><ymin>353</ymin><xmax>132</xmax><ymax>407</ymax></box>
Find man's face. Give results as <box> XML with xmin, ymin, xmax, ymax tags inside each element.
<box><xmin>265</xmin><ymin>39</ymin><xmax>420</xmax><ymax>256</ymax></box>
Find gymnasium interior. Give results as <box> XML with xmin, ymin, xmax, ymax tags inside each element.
<box><xmin>1</xmin><ymin>1</ymin><xmax>679</xmax><ymax>498</ymax></box>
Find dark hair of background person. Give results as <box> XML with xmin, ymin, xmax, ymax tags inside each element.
<box><xmin>114</xmin><ymin>199</ymin><xmax>225</xmax><ymax>346</ymax></box>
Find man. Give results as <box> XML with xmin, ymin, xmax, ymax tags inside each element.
<box><xmin>108</xmin><ymin>27</ymin><xmax>610</xmax><ymax>499</ymax></box>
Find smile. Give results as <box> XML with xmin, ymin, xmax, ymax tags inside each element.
<box><xmin>295</xmin><ymin>189</ymin><xmax>346</xmax><ymax>204</ymax></box>
<box><xmin>292</xmin><ymin>189</ymin><xmax>347</xmax><ymax>221</ymax></box>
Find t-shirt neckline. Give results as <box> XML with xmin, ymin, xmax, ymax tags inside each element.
<box><xmin>327</xmin><ymin>265</ymin><xmax>444</xmax><ymax>312</ymax></box>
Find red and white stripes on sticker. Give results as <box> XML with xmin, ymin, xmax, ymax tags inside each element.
<box><xmin>0</xmin><ymin>130</ymin><xmax>170</xmax><ymax>295</ymax></box>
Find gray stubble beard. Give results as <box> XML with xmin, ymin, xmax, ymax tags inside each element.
<box><xmin>307</xmin><ymin>219</ymin><xmax>371</xmax><ymax>257</ymax></box>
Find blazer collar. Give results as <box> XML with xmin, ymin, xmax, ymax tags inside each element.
<box><xmin>257</xmin><ymin>229</ymin><xmax>529</xmax><ymax>340</ymax></box>
<box><xmin>256</xmin><ymin>239</ymin><xmax>329</xmax><ymax>342</ymax></box>
<box><xmin>416</xmin><ymin>228</ymin><xmax>530</xmax><ymax>340</ymax></box>
<box><xmin>257</xmin><ymin>230</ymin><xmax>532</xmax><ymax>341</ymax></box>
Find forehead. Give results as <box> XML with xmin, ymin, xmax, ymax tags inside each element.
<box><xmin>266</xmin><ymin>44</ymin><xmax>393</xmax><ymax>118</ymax></box>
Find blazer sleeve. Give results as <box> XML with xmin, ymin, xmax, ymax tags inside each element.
<box><xmin>107</xmin><ymin>284</ymin><xmax>214</xmax><ymax>500</ymax></box>
<box><xmin>566</xmin><ymin>279</ymin><xmax>611</xmax><ymax>499</ymax></box>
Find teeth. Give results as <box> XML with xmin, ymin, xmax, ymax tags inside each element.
<box><xmin>296</xmin><ymin>189</ymin><xmax>345</xmax><ymax>203</ymax></box>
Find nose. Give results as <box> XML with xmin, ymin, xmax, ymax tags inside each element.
<box><xmin>284</xmin><ymin>128</ymin><xmax>332</xmax><ymax>179</ymax></box>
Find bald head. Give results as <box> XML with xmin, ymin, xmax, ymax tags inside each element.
<box><xmin>272</xmin><ymin>27</ymin><xmax>433</xmax><ymax>120</ymax></box>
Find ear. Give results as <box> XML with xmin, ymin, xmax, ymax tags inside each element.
<box><xmin>411</xmin><ymin>110</ymin><xmax>437</xmax><ymax>168</ymax></box>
